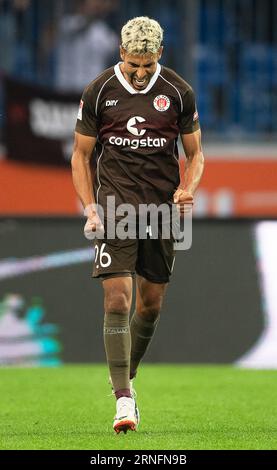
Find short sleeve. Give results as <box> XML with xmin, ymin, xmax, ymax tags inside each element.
<box><xmin>75</xmin><ymin>85</ymin><xmax>98</xmax><ymax>137</ymax></box>
<box><xmin>178</xmin><ymin>87</ymin><xmax>200</xmax><ymax>134</ymax></box>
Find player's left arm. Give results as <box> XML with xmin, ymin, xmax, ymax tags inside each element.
<box><xmin>173</xmin><ymin>129</ymin><xmax>204</xmax><ymax>213</ymax></box>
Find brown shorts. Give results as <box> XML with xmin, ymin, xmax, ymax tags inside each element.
<box><xmin>92</xmin><ymin>236</ymin><xmax>175</xmax><ymax>284</ymax></box>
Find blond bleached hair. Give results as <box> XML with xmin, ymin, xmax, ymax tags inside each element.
<box><xmin>121</xmin><ymin>16</ymin><xmax>163</xmax><ymax>55</ymax></box>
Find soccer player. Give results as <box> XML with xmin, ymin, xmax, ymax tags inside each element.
<box><xmin>71</xmin><ymin>16</ymin><xmax>204</xmax><ymax>434</ymax></box>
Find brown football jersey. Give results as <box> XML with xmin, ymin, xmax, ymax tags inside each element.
<box><xmin>75</xmin><ymin>62</ymin><xmax>200</xmax><ymax>216</ymax></box>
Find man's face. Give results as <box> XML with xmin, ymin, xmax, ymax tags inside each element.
<box><xmin>120</xmin><ymin>47</ymin><xmax>163</xmax><ymax>91</ymax></box>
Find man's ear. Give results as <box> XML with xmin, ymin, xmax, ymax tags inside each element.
<box><xmin>120</xmin><ymin>46</ymin><xmax>125</xmax><ymax>61</ymax></box>
<box><xmin>158</xmin><ymin>46</ymin><xmax>163</xmax><ymax>60</ymax></box>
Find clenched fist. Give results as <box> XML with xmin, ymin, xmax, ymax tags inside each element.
<box><xmin>173</xmin><ymin>189</ymin><xmax>194</xmax><ymax>214</ymax></box>
<box><xmin>84</xmin><ymin>204</ymin><xmax>104</xmax><ymax>240</ymax></box>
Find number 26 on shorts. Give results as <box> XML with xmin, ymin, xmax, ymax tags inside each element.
<box><xmin>94</xmin><ymin>243</ymin><xmax>112</xmax><ymax>268</ymax></box>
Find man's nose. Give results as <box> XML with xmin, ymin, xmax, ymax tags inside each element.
<box><xmin>136</xmin><ymin>67</ymin><xmax>146</xmax><ymax>79</ymax></box>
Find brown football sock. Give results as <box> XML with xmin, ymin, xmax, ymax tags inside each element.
<box><xmin>130</xmin><ymin>310</ymin><xmax>159</xmax><ymax>379</ymax></box>
<box><xmin>103</xmin><ymin>312</ymin><xmax>131</xmax><ymax>395</ymax></box>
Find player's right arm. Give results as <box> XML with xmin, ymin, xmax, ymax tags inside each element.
<box><xmin>71</xmin><ymin>131</ymin><xmax>96</xmax><ymax>210</ymax></box>
<box><xmin>71</xmin><ymin>132</ymin><xmax>103</xmax><ymax>237</ymax></box>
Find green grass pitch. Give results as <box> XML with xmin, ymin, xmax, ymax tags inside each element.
<box><xmin>1</xmin><ymin>365</ymin><xmax>277</xmax><ymax>450</ymax></box>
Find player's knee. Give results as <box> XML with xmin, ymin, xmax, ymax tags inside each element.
<box><xmin>140</xmin><ymin>306</ymin><xmax>160</xmax><ymax>322</ymax></box>
<box><xmin>105</xmin><ymin>292</ymin><xmax>130</xmax><ymax>315</ymax></box>
<box><xmin>103</xmin><ymin>277</ymin><xmax>132</xmax><ymax>315</ymax></box>
<box><xmin>138</xmin><ymin>298</ymin><xmax>162</xmax><ymax>322</ymax></box>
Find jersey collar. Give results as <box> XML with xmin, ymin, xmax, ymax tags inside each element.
<box><xmin>114</xmin><ymin>62</ymin><xmax>161</xmax><ymax>95</ymax></box>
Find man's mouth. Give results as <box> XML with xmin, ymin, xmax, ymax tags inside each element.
<box><xmin>133</xmin><ymin>77</ymin><xmax>148</xmax><ymax>89</ymax></box>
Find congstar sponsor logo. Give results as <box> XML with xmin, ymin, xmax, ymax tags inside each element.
<box><xmin>109</xmin><ymin>116</ymin><xmax>167</xmax><ymax>150</ymax></box>
<box><xmin>109</xmin><ymin>136</ymin><xmax>166</xmax><ymax>150</ymax></box>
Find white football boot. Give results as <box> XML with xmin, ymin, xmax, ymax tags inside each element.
<box><xmin>109</xmin><ymin>377</ymin><xmax>140</xmax><ymax>433</ymax></box>
<box><xmin>113</xmin><ymin>396</ymin><xmax>138</xmax><ymax>434</ymax></box>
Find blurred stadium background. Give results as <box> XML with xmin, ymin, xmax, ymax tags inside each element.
<box><xmin>0</xmin><ymin>0</ymin><xmax>277</xmax><ymax>370</ymax></box>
